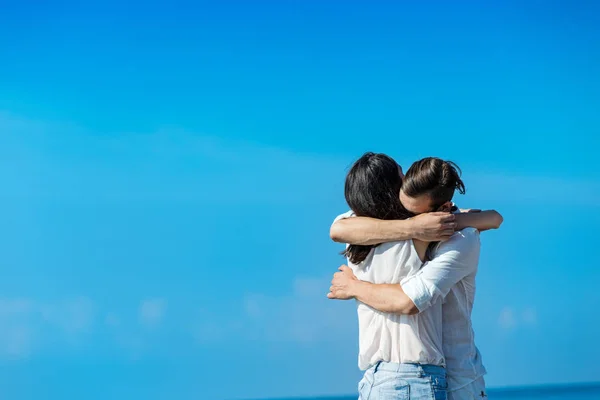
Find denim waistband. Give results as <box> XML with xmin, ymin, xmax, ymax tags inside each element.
<box><xmin>372</xmin><ymin>361</ymin><xmax>445</xmax><ymax>376</ymax></box>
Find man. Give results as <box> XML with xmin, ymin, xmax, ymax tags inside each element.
<box><xmin>329</xmin><ymin>157</ymin><xmax>502</xmax><ymax>399</ymax></box>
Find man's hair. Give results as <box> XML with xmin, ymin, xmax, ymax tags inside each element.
<box><xmin>343</xmin><ymin>152</ymin><xmax>411</xmax><ymax>264</ymax></box>
<box><xmin>402</xmin><ymin>157</ymin><xmax>466</xmax><ymax>210</ymax></box>
<box><xmin>403</xmin><ymin>157</ymin><xmax>466</xmax><ymax>261</ymax></box>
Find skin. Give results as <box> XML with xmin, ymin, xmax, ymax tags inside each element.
<box><xmin>329</xmin><ymin>212</ymin><xmax>457</xmax><ymax>245</ymax></box>
<box><xmin>399</xmin><ymin>190</ymin><xmax>437</xmax><ymax>215</ymax></box>
<box><xmin>330</xmin><ymin>199</ymin><xmax>502</xmax><ymax>245</ymax></box>
<box><xmin>327</xmin><ymin>193</ymin><xmax>503</xmax><ymax>313</ymax></box>
<box><xmin>329</xmin><ymin>161</ymin><xmax>501</xmax><ymax>245</ymax></box>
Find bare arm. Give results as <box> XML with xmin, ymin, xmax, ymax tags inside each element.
<box><xmin>455</xmin><ymin>210</ymin><xmax>503</xmax><ymax>232</ymax></box>
<box><xmin>330</xmin><ymin>209</ymin><xmax>503</xmax><ymax>245</ymax></box>
<box><xmin>328</xmin><ymin>230</ymin><xmax>481</xmax><ymax>315</ymax></box>
<box><xmin>327</xmin><ymin>266</ymin><xmax>418</xmax><ymax>314</ymax></box>
<box><xmin>330</xmin><ymin>212</ymin><xmax>456</xmax><ymax>245</ymax></box>
<box><xmin>353</xmin><ymin>281</ymin><xmax>418</xmax><ymax>315</ymax></box>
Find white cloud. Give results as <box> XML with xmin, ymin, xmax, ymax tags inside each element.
<box><xmin>0</xmin><ymin>112</ymin><xmax>345</xmax><ymax>206</ymax></box>
<box><xmin>522</xmin><ymin>307</ymin><xmax>538</xmax><ymax>326</ymax></box>
<box><xmin>243</xmin><ymin>295</ymin><xmax>264</xmax><ymax>319</ymax></box>
<box><xmin>0</xmin><ymin>326</ymin><xmax>33</xmax><ymax>359</ymax></box>
<box><xmin>0</xmin><ymin>299</ymin><xmax>36</xmax><ymax>359</ymax></box>
<box><xmin>0</xmin><ymin>296</ymin><xmax>176</xmax><ymax>359</ymax></box>
<box><xmin>293</xmin><ymin>277</ymin><xmax>325</xmax><ymax>298</ymax></box>
<box><xmin>40</xmin><ymin>296</ymin><xmax>95</xmax><ymax>334</ymax></box>
<box><xmin>498</xmin><ymin>307</ymin><xmax>517</xmax><ymax>330</ymax></box>
<box><xmin>66</xmin><ymin>297</ymin><xmax>95</xmax><ymax>332</ymax></box>
<box><xmin>498</xmin><ymin>306</ymin><xmax>539</xmax><ymax>331</ymax></box>
<box><xmin>139</xmin><ymin>298</ymin><xmax>167</xmax><ymax>327</ymax></box>
<box><xmin>236</xmin><ymin>276</ymin><xmax>356</xmax><ymax>345</ymax></box>
<box><xmin>192</xmin><ymin>306</ymin><xmax>247</xmax><ymax>345</ymax></box>
<box><xmin>2</xmin><ymin>111</ymin><xmax>599</xmax><ymax>209</ymax></box>
<box><xmin>0</xmin><ymin>298</ymin><xmax>34</xmax><ymax>316</ymax></box>
<box><xmin>0</xmin><ymin>297</ymin><xmax>95</xmax><ymax>358</ymax></box>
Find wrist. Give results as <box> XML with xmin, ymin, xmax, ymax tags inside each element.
<box><xmin>454</xmin><ymin>214</ymin><xmax>466</xmax><ymax>231</ymax></box>
<box><xmin>351</xmin><ymin>280</ymin><xmax>370</xmax><ymax>300</ymax></box>
<box><xmin>403</xmin><ymin>219</ymin><xmax>420</xmax><ymax>239</ymax></box>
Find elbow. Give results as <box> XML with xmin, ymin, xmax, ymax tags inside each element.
<box><xmin>392</xmin><ymin>299</ymin><xmax>419</xmax><ymax>315</ymax></box>
<box><xmin>404</xmin><ymin>303</ymin><xmax>420</xmax><ymax>315</ymax></box>
<box><xmin>491</xmin><ymin>211</ymin><xmax>504</xmax><ymax>230</ymax></box>
<box><xmin>330</xmin><ymin>221</ymin><xmax>347</xmax><ymax>243</ymax></box>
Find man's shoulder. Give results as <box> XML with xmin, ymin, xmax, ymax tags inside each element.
<box><xmin>454</xmin><ymin>227</ymin><xmax>480</xmax><ymax>240</ymax></box>
<box><xmin>437</xmin><ymin>228</ymin><xmax>480</xmax><ymax>253</ymax></box>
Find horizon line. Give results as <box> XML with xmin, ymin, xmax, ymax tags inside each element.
<box><xmin>244</xmin><ymin>381</ymin><xmax>600</xmax><ymax>400</ymax></box>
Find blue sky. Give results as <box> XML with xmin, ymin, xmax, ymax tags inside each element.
<box><xmin>1</xmin><ymin>1</ymin><xmax>599</xmax><ymax>399</ymax></box>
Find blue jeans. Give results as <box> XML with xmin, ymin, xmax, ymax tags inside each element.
<box><xmin>358</xmin><ymin>361</ymin><xmax>447</xmax><ymax>400</ymax></box>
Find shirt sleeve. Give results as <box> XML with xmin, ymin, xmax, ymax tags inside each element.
<box><xmin>332</xmin><ymin>210</ymin><xmax>355</xmax><ymax>225</ymax></box>
<box><xmin>400</xmin><ymin>228</ymin><xmax>481</xmax><ymax>312</ymax></box>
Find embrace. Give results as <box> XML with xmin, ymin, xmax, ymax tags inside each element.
<box><xmin>327</xmin><ymin>153</ymin><xmax>503</xmax><ymax>400</ymax></box>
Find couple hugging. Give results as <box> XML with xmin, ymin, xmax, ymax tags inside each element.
<box><xmin>327</xmin><ymin>153</ymin><xmax>503</xmax><ymax>400</ymax></box>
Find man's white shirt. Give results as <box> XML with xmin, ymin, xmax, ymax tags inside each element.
<box><xmin>402</xmin><ymin>227</ymin><xmax>486</xmax><ymax>392</ymax></box>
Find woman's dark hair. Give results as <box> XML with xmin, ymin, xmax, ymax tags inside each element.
<box><xmin>343</xmin><ymin>152</ymin><xmax>411</xmax><ymax>264</ymax></box>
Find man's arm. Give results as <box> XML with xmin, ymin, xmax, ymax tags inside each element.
<box><xmin>400</xmin><ymin>228</ymin><xmax>480</xmax><ymax>312</ymax></box>
<box><xmin>330</xmin><ymin>209</ymin><xmax>502</xmax><ymax>245</ymax></box>
<box><xmin>330</xmin><ymin>212</ymin><xmax>456</xmax><ymax>244</ymax></box>
<box><xmin>327</xmin><ymin>266</ymin><xmax>418</xmax><ymax>314</ymax></box>
<box><xmin>328</xmin><ymin>229</ymin><xmax>481</xmax><ymax>315</ymax></box>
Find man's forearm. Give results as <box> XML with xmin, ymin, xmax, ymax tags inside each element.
<box><xmin>351</xmin><ymin>281</ymin><xmax>418</xmax><ymax>315</ymax></box>
<box><xmin>330</xmin><ymin>217</ymin><xmax>415</xmax><ymax>245</ymax></box>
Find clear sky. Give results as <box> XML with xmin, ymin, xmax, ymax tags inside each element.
<box><xmin>1</xmin><ymin>1</ymin><xmax>599</xmax><ymax>399</ymax></box>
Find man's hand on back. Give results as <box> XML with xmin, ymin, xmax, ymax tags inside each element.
<box><xmin>410</xmin><ymin>212</ymin><xmax>456</xmax><ymax>242</ymax></box>
<box><xmin>327</xmin><ymin>265</ymin><xmax>359</xmax><ymax>300</ymax></box>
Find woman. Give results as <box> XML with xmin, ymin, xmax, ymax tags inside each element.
<box><xmin>339</xmin><ymin>152</ymin><xmax>446</xmax><ymax>400</ymax></box>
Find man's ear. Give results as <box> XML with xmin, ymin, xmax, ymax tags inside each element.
<box><xmin>437</xmin><ymin>201</ymin><xmax>453</xmax><ymax>212</ymax></box>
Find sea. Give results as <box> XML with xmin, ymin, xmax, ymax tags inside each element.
<box><xmin>262</xmin><ymin>382</ymin><xmax>600</xmax><ymax>400</ymax></box>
